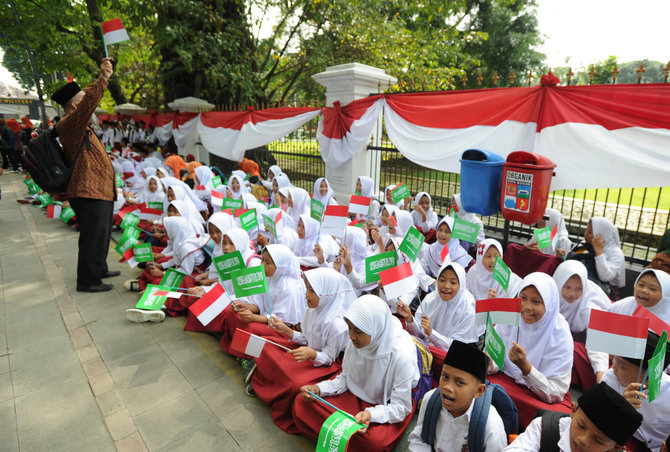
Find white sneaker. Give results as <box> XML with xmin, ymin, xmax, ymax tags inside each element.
<box><xmin>123</xmin><ymin>279</ymin><xmax>141</xmax><ymax>291</ymax></box>
<box><xmin>125</xmin><ymin>308</ymin><xmax>165</xmax><ymax>323</ymax></box>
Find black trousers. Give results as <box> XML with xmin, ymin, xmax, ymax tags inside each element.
<box><xmin>69</xmin><ymin>197</ymin><xmax>113</xmax><ymax>287</ymax></box>
<box><xmin>1</xmin><ymin>146</ymin><xmax>20</xmax><ymax>170</ymax></box>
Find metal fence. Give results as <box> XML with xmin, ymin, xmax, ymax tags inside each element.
<box><xmin>264</xmin><ymin>119</ymin><xmax>668</xmax><ymax>268</ymax></box>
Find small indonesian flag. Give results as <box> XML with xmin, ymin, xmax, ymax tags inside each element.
<box><xmin>118</xmin><ymin>204</ymin><xmax>140</xmax><ymax>220</ymax></box>
<box><xmin>231</xmin><ymin>328</ymin><xmax>266</xmax><ymax>358</ymax></box>
<box><xmin>379</xmin><ymin>262</ymin><xmax>416</xmax><ymax>300</ymax></box>
<box><xmin>152</xmin><ymin>289</ymin><xmax>183</xmax><ymax>299</ymax></box>
<box><xmin>188</xmin><ymin>283</ymin><xmax>231</xmax><ymax>326</ymax></box>
<box><xmin>349</xmin><ymin>195</ymin><xmax>372</xmax><ymax>216</ymax></box>
<box><xmin>234</xmin><ymin>208</ymin><xmax>251</xmax><ymax>218</ymax></box>
<box><xmin>321</xmin><ymin>205</ymin><xmax>349</xmax><ymax>239</ymax></box>
<box><xmin>633</xmin><ymin>305</ymin><xmax>670</xmax><ymax>337</ymax></box>
<box><xmin>440</xmin><ymin>243</ymin><xmax>450</xmax><ymax>263</ymax></box>
<box><xmin>138</xmin><ymin>205</ymin><xmax>163</xmax><ymax>222</ymax></box>
<box><xmin>550</xmin><ymin>224</ymin><xmax>559</xmax><ymax>250</ymax></box>
<box><xmin>475</xmin><ymin>298</ymin><xmax>522</xmax><ymax>326</ymax></box>
<box><xmin>586</xmin><ymin>310</ymin><xmax>649</xmax><ymax>359</ymax></box>
<box><xmin>121</xmin><ymin>248</ymin><xmax>137</xmax><ymax>268</ymax></box>
<box><xmin>194</xmin><ymin>185</ymin><xmax>206</xmax><ymax>191</ymax></box>
<box><xmin>275</xmin><ymin>210</ymin><xmax>283</xmax><ymax>224</ymax></box>
<box><xmin>101</xmin><ymin>18</ymin><xmax>130</xmax><ymax>45</ymax></box>
<box><xmin>211</xmin><ymin>190</ymin><xmax>224</xmax><ymax>207</ymax></box>
<box><xmin>46</xmin><ymin>204</ymin><xmax>62</xmax><ymax>219</ymax></box>
<box><xmin>348</xmin><ymin>219</ymin><xmax>365</xmax><ymax>228</ymax></box>
<box><xmin>389</xmin><ymin>213</ymin><xmax>398</xmax><ymax>228</ymax></box>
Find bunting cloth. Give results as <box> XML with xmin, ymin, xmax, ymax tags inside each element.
<box><xmin>198</xmin><ymin>107</ymin><xmax>320</xmax><ymax>162</ymax></box>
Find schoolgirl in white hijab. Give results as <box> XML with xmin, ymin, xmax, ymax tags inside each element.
<box><xmin>253</xmin><ymin>244</ymin><xmax>305</xmax><ymax>326</ymax></box>
<box><xmin>553</xmin><ymin>260</ymin><xmax>611</xmax><ymax>333</ymax></box>
<box><xmin>399</xmin><ymin>262</ymin><xmax>479</xmax><ymax>350</ymax></box>
<box><xmin>420</xmin><ymin>217</ymin><xmax>473</xmax><ymax>276</ymax></box>
<box><xmin>168</xmin><ymin>200</ymin><xmax>206</xmax><ymax>237</ymax></box>
<box><xmin>309</xmin><ymin>295</ymin><xmax>420</xmax><ymax>424</ymax></box>
<box><xmin>137</xmin><ymin>175</ymin><xmax>166</xmax><ymax>205</ymax></box>
<box><xmin>143</xmin><ymin>166</ymin><xmax>157</xmax><ymax>177</ymax></box>
<box><xmin>452</xmin><ymin>193</ymin><xmax>485</xmax><ymax>245</ymax></box>
<box><xmin>466</xmin><ymin>238</ymin><xmax>523</xmax><ymax>301</ymax></box>
<box><xmin>193</xmin><ymin>166</ymin><xmax>215</xmax><ymax>202</ymax></box>
<box><xmin>608</xmin><ymin>268</ymin><xmax>670</xmax><ymax>324</ymax></box>
<box><xmin>156</xmin><ymin>167</ymin><xmax>171</xmax><ymax>178</ymax></box>
<box><xmin>164</xmin><ymin>183</ymin><xmax>207</xmax><ymax>225</ymax></box>
<box><xmin>384</xmin><ymin>184</ymin><xmax>406</xmax><ymax>209</ymax></box>
<box><xmin>355</xmin><ymin>176</ymin><xmax>381</xmax><ymax>225</ymax></box>
<box><xmin>283</xmin><ymin>187</ymin><xmax>310</xmax><ymax>230</ymax></box>
<box><xmin>292</xmin><ymin>268</ymin><xmax>356</xmax><ymax>366</ymax></box>
<box><xmin>159</xmin><ymin>216</ymin><xmax>206</xmax><ymax>275</ymax></box>
<box><xmin>492</xmin><ymin>272</ymin><xmax>574</xmax><ymax>403</ymax></box>
<box><xmin>239</xmin><ymin>193</ymin><xmax>266</xmax><ymax>238</ymax></box>
<box><xmin>374</xmin><ymin>204</ymin><xmax>399</xmax><ymax>250</ymax></box>
<box><xmin>200</xmin><ymin>213</ymin><xmax>237</xmax><ymax>284</ymax></box>
<box><xmin>227</xmin><ymin>174</ymin><xmax>249</xmax><ymax>200</ymax></box>
<box><xmin>258</xmin><ymin>208</ymin><xmax>298</xmax><ymax>249</ymax></box>
<box><xmin>411</xmin><ymin>192</ymin><xmax>438</xmax><ymax>233</ymax></box>
<box><xmin>261</xmin><ymin>164</ymin><xmax>282</xmax><ymax>191</ymax></box>
<box><xmin>312</xmin><ymin>177</ymin><xmax>337</xmax><ymax>206</ymax></box>
<box><xmin>270</xmin><ymin>173</ymin><xmax>291</xmax><ymax>207</ymax></box>
<box><xmin>294</xmin><ymin>214</ymin><xmax>338</xmax><ymax>267</ymax></box>
<box><xmin>526</xmin><ymin>208</ymin><xmax>572</xmax><ymax>256</ymax></box>
<box><xmin>588</xmin><ymin>217</ymin><xmax>626</xmax><ymax>288</ymax></box>
<box><xmin>161</xmin><ymin>176</ymin><xmax>208</xmax><ymax>212</ymax></box>
<box><xmin>394</xmin><ymin>210</ymin><xmax>414</xmax><ymax>238</ymax></box>
<box><xmin>332</xmin><ymin>226</ymin><xmax>377</xmax><ymax>295</ymax></box>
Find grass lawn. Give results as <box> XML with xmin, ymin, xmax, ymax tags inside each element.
<box><xmin>552</xmin><ymin>187</ymin><xmax>669</xmax><ymax>210</ymax></box>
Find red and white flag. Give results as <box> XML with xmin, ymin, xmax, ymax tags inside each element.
<box><xmin>188</xmin><ymin>283</ymin><xmax>231</xmax><ymax>326</ymax></box>
<box><xmin>231</xmin><ymin>328</ymin><xmax>267</xmax><ymax>358</ymax></box>
<box><xmin>348</xmin><ymin>195</ymin><xmax>372</xmax><ymax>216</ymax></box>
<box><xmin>118</xmin><ymin>204</ymin><xmax>140</xmax><ymax>220</ymax></box>
<box><xmin>380</xmin><ymin>262</ymin><xmax>416</xmax><ymax>300</ymax></box>
<box><xmin>210</xmin><ymin>190</ymin><xmax>224</xmax><ymax>207</ymax></box>
<box><xmin>101</xmin><ymin>18</ymin><xmax>130</xmax><ymax>45</ymax></box>
<box><xmin>46</xmin><ymin>204</ymin><xmax>62</xmax><ymax>219</ymax></box>
<box><xmin>633</xmin><ymin>305</ymin><xmax>670</xmax><ymax>337</ymax></box>
<box><xmin>234</xmin><ymin>208</ymin><xmax>251</xmax><ymax>218</ymax></box>
<box><xmin>586</xmin><ymin>310</ymin><xmax>649</xmax><ymax>359</ymax></box>
<box><xmin>152</xmin><ymin>289</ymin><xmax>183</xmax><ymax>299</ymax></box>
<box><xmin>321</xmin><ymin>205</ymin><xmax>349</xmax><ymax>239</ymax></box>
<box><xmin>389</xmin><ymin>213</ymin><xmax>398</xmax><ymax>228</ymax></box>
<box><xmin>440</xmin><ymin>243</ymin><xmax>450</xmax><ymax>263</ymax></box>
<box><xmin>121</xmin><ymin>248</ymin><xmax>137</xmax><ymax>268</ymax></box>
<box><xmin>475</xmin><ymin>298</ymin><xmax>522</xmax><ymax>326</ymax></box>
<box><xmin>138</xmin><ymin>205</ymin><xmax>163</xmax><ymax>222</ymax></box>
<box><xmin>550</xmin><ymin>224</ymin><xmax>559</xmax><ymax>250</ymax></box>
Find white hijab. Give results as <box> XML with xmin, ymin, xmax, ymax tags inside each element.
<box><xmin>295</xmin><ymin>214</ymin><xmax>339</xmax><ymax>258</ymax></box>
<box><xmin>466</xmin><ymin>239</ymin><xmax>522</xmax><ymax>300</ymax></box>
<box><xmin>227</xmin><ymin>174</ymin><xmax>249</xmax><ymax>200</ymax></box>
<box><xmin>207</xmin><ymin>213</ymin><xmax>235</xmax><ymax>260</ymax></box>
<box><xmin>302</xmin><ymin>268</ymin><xmax>356</xmax><ymax>352</ymax></box>
<box><xmin>357</xmin><ymin>176</ymin><xmax>375</xmax><ymax>198</ymax></box>
<box><xmin>165</xmin><ymin>184</ymin><xmax>205</xmax><ymax>225</ymax></box>
<box><xmin>528</xmin><ymin>208</ymin><xmax>572</xmax><ymax>254</ymax></box>
<box><xmin>394</xmin><ymin>210</ymin><xmax>414</xmax><ymax>238</ymax></box>
<box><xmin>263</xmin><ymin>244</ymin><xmax>306</xmax><ymax>325</ymax></box>
<box><xmin>285</xmin><ymin>187</ymin><xmax>311</xmax><ymax>229</ymax></box>
<box><xmin>496</xmin><ymin>272</ymin><xmax>573</xmax><ymax>384</ymax></box>
<box><xmin>342</xmin><ymin>295</ymin><xmax>419</xmax><ymax>406</ymax></box>
<box><xmin>163</xmin><ymin>216</ymin><xmax>202</xmax><ymax>264</ymax></box>
<box><xmin>452</xmin><ymin>193</ymin><xmax>485</xmax><ymax>244</ymax></box>
<box><xmin>415</xmin><ymin>262</ymin><xmax>479</xmax><ymax>345</ymax></box>
<box><xmin>384</xmin><ymin>185</ymin><xmax>405</xmax><ymax>209</ymax></box>
<box><xmin>411</xmin><ymin>192</ymin><xmax>437</xmax><ymax>228</ymax></box>
<box><xmin>139</xmin><ymin>175</ymin><xmax>166</xmax><ymax>205</ymax></box>
<box><xmin>194</xmin><ymin>166</ymin><xmax>215</xmax><ymax>191</ymax></box>
<box><xmin>426</xmin><ymin>217</ymin><xmax>472</xmax><ymax>275</ymax></box>
<box><xmin>313</xmin><ymin>177</ymin><xmax>336</xmax><ymax>206</ymax></box>
<box><xmin>608</xmin><ymin>269</ymin><xmax>670</xmax><ymax>324</ymax></box>
<box><xmin>342</xmin><ymin>226</ymin><xmax>370</xmax><ymax>277</ymax></box>
<box><xmin>169</xmin><ymin>200</ymin><xmax>205</xmax><ymax>237</ymax></box>
<box><xmin>268</xmin><ymin>165</ymin><xmax>281</xmax><ymax>180</ymax></box>
<box><xmin>590</xmin><ymin>217</ymin><xmax>626</xmax><ymax>286</ymax></box>
<box><xmin>553</xmin><ymin>260</ymin><xmax>612</xmax><ymax>333</ymax></box>
<box><xmin>264</xmin><ymin>208</ymin><xmax>298</xmax><ymax>249</ymax></box>
<box><xmin>225</xmin><ymin>227</ymin><xmax>257</xmax><ymax>265</ymax></box>
<box><xmin>161</xmin><ymin>176</ymin><xmax>207</xmax><ymax>211</ymax></box>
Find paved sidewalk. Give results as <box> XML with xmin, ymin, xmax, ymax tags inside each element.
<box><xmin>0</xmin><ymin>173</ymin><xmax>314</xmax><ymax>452</ymax></box>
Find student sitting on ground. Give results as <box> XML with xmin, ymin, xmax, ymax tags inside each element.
<box><xmin>503</xmin><ymin>381</ymin><xmax>643</xmax><ymax>452</ymax></box>
<box><xmin>408</xmin><ymin>340</ymin><xmax>508</xmax><ymax>452</ymax></box>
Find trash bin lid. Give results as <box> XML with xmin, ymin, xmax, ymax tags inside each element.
<box><xmin>505</xmin><ymin>151</ymin><xmax>556</xmax><ymax>169</ymax></box>
<box><xmin>460</xmin><ymin>149</ymin><xmax>505</xmax><ymax>164</ymax></box>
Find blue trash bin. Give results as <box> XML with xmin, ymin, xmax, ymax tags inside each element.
<box><xmin>459</xmin><ymin>149</ymin><xmax>505</xmax><ymax>216</ymax></box>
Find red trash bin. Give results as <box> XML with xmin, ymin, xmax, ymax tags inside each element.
<box><xmin>500</xmin><ymin>151</ymin><xmax>556</xmax><ymax>225</ymax></box>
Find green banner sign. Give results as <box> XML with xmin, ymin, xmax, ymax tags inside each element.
<box><xmin>60</xmin><ymin>206</ymin><xmax>76</xmax><ymax>223</ymax></box>
<box><xmin>311</xmin><ymin>198</ymin><xmax>325</xmax><ymax>222</ymax></box>
<box><xmin>238</xmin><ymin>209</ymin><xmax>258</xmax><ymax>232</ymax></box>
<box><xmin>231</xmin><ymin>266</ymin><xmax>267</xmax><ymax>297</ymax></box>
<box><xmin>223</xmin><ymin>198</ymin><xmax>243</xmax><ymax>210</ymax></box>
<box><xmin>212</xmin><ymin>251</ymin><xmax>245</xmax><ymax>281</ymax></box>
<box><xmin>533</xmin><ymin>226</ymin><xmax>552</xmax><ymax>249</ymax></box>
<box><xmin>365</xmin><ymin>251</ymin><xmax>398</xmax><ymax>284</ymax></box>
<box><xmin>135</xmin><ymin>285</ymin><xmax>173</xmax><ymax>310</ymax></box>
<box><xmin>147</xmin><ymin>201</ymin><xmax>164</xmax><ymax>212</ymax></box>
<box><xmin>451</xmin><ymin>218</ymin><xmax>480</xmax><ymax>244</ymax></box>
<box><xmin>492</xmin><ymin>256</ymin><xmax>511</xmax><ymax>291</ymax></box>
<box><xmin>160</xmin><ymin>268</ymin><xmax>187</xmax><ymax>288</ymax></box>
<box><xmin>211</xmin><ymin>175</ymin><xmax>223</xmax><ymax>188</ymax></box>
<box><xmin>133</xmin><ymin>243</ymin><xmax>154</xmax><ymax>263</ymax></box>
<box><xmin>262</xmin><ymin>214</ymin><xmax>276</xmax><ymax>240</ymax></box>
<box><xmin>390</xmin><ymin>184</ymin><xmax>411</xmax><ymax>203</ymax></box>
<box><xmin>398</xmin><ymin>226</ymin><xmax>425</xmax><ymax>262</ymax></box>
<box><xmin>486</xmin><ymin>314</ymin><xmax>505</xmax><ymax>371</ymax></box>
<box><xmin>315</xmin><ymin>411</ymin><xmax>365</xmax><ymax>452</ymax></box>
<box><xmin>120</xmin><ymin>212</ymin><xmax>140</xmax><ymax>230</ymax></box>
<box><xmin>648</xmin><ymin>330</ymin><xmax>668</xmax><ymax>403</ymax></box>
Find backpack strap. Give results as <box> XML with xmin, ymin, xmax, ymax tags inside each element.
<box><xmin>419</xmin><ymin>388</ymin><xmax>443</xmax><ymax>450</ymax></box>
<box><xmin>468</xmin><ymin>382</ymin><xmax>494</xmax><ymax>452</ymax></box>
<box><xmin>539</xmin><ymin>411</ymin><xmax>569</xmax><ymax>452</ymax></box>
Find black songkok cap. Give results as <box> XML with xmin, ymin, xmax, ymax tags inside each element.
<box><xmin>442</xmin><ymin>340</ymin><xmax>489</xmax><ymax>383</ymax></box>
<box><xmin>51</xmin><ymin>82</ymin><xmax>81</xmax><ymax>106</ymax></box>
<box><xmin>622</xmin><ymin>331</ymin><xmax>670</xmax><ymax>370</ymax></box>
<box><xmin>578</xmin><ymin>382</ymin><xmax>643</xmax><ymax>445</ymax></box>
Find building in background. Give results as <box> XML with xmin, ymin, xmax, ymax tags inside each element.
<box><xmin>0</xmin><ymin>81</ymin><xmax>59</xmax><ymax>123</ymax></box>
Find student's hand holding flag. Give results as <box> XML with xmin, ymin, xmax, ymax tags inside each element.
<box><xmin>370</xmin><ymin>229</ymin><xmax>383</xmax><ymax>250</ymax></box>
<box><xmin>487</xmin><ymin>287</ymin><xmax>497</xmax><ymax>298</ymax></box>
<box><xmin>187</xmin><ymin>286</ymin><xmax>205</xmax><ymax>297</ymax></box>
<box><xmin>149</xmin><ymin>266</ymin><xmax>165</xmax><ymax>278</ymax></box>
<box><xmin>523</xmin><ymin>242</ymin><xmax>540</xmax><ymax>251</ymax></box>
<box><xmin>338</xmin><ymin>245</ymin><xmax>353</xmax><ymax>273</ymax></box>
<box><xmin>238</xmin><ymin>308</ymin><xmax>257</xmax><ymax>323</ymax></box>
<box><xmin>289</xmin><ymin>346</ymin><xmax>317</xmax><ymax>363</ymax></box>
<box><xmin>555</xmin><ymin>248</ymin><xmax>567</xmax><ymax>259</ymax></box>
<box><xmin>396</xmin><ymin>301</ymin><xmax>412</xmax><ymax>323</ymax></box>
<box><xmin>268</xmin><ymin>316</ymin><xmax>293</xmax><ymax>338</ymax></box>
<box><xmin>313</xmin><ymin>243</ymin><xmax>325</xmax><ymax>264</ymax></box>
<box><xmin>623</xmin><ymin>382</ymin><xmax>647</xmax><ymax>409</ymax></box>
<box><xmin>100</xmin><ymin>57</ymin><xmax>113</xmax><ymax>80</ymax></box>
<box><xmin>420</xmin><ymin>315</ymin><xmax>432</xmax><ymax>336</ymax></box>
<box><xmin>509</xmin><ymin>342</ymin><xmax>532</xmax><ymax>376</ymax></box>
<box><xmin>354</xmin><ymin>410</ymin><xmax>371</xmax><ymax>432</ymax></box>
<box><xmin>299</xmin><ymin>384</ymin><xmax>320</xmax><ymax>400</ymax></box>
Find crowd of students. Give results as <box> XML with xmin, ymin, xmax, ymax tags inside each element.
<box><xmin>25</xmin><ymin>147</ymin><xmax>670</xmax><ymax>451</ymax></box>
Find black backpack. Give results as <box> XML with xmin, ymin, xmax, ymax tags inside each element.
<box><xmin>421</xmin><ymin>382</ymin><xmax>519</xmax><ymax>452</ymax></box>
<box><xmin>535</xmin><ymin>410</ymin><xmax>569</xmax><ymax>452</ymax></box>
<box><xmin>24</xmin><ymin>129</ymin><xmax>90</xmax><ymax>194</ymax></box>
